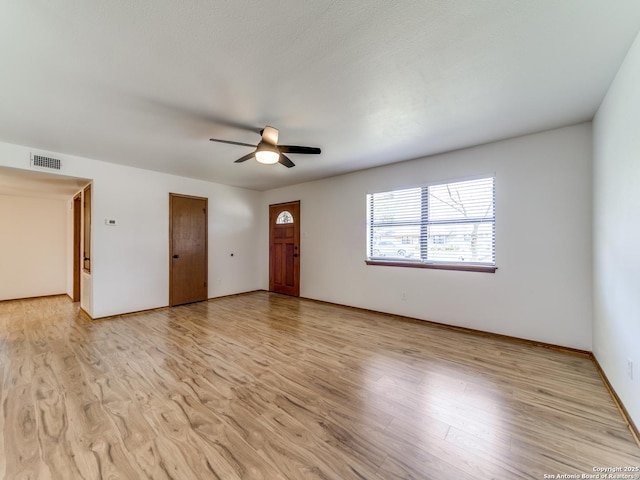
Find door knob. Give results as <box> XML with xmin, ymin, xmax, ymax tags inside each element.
<box><xmin>173</xmin><ymin>254</ymin><xmax>180</xmax><ymax>259</ymax></box>
<box><xmin>293</xmin><ymin>253</ymin><xmax>299</xmax><ymax>257</ymax></box>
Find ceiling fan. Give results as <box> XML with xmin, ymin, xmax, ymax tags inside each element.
<box><xmin>209</xmin><ymin>126</ymin><xmax>321</xmax><ymax>168</ymax></box>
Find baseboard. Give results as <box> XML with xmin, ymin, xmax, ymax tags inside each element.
<box><xmin>89</xmin><ymin>290</ymin><xmax>267</xmax><ymax>321</ymax></box>
<box><xmin>0</xmin><ymin>293</ymin><xmax>68</xmax><ymax>303</ymax></box>
<box><xmin>79</xmin><ymin>307</ymin><xmax>93</xmax><ymax>320</ymax></box>
<box><xmin>591</xmin><ymin>355</ymin><xmax>640</xmax><ymax>448</ymax></box>
<box><xmin>90</xmin><ymin>305</ymin><xmax>169</xmax><ymax>321</ymax></box>
<box><xmin>208</xmin><ymin>289</ymin><xmax>266</xmax><ymax>301</ymax></box>
<box><xmin>298</xmin><ymin>295</ymin><xmax>591</xmax><ymax>357</ymax></box>
<box><xmin>67</xmin><ymin>293</ymin><xmax>82</xmax><ymax>303</ymax></box>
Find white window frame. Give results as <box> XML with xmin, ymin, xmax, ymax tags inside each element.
<box><xmin>366</xmin><ymin>176</ymin><xmax>497</xmax><ymax>273</ymax></box>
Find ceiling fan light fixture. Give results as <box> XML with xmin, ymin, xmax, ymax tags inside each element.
<box><xmin>210</xmin><ymin>125</ymin><xmax>320</xmax><ymax>168</ymax></box>
<box><xmin>255</xmin><ymin>145</ymin><xmax>280</xmax><ymax>164</ymax></box>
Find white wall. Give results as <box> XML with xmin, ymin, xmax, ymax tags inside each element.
<box><xmin>593</xmin><ymin>31</ymin><xmax>640</xmax><ymax>428</ymax></box>
<box><xmin>0</xmin><ymin>194</ymin><xmax>68</xmax><ymax>300</ymax></box>
<box><xmin>90</xmin><ymin>164</ymin><xmax>260</xmax><ymax>318</ymax></box>
<box><xmin>0</xmin><ymin>124</ymin><xmax>594</xmax><ymax>349</ymax></box>
<box><xmin>260</xmin><ymin>123</ymin><xmax>593</xmax><ymax>350</ymax></box>
<box><xmin>0</xmin><ymin>141</ymin><xmax>261</xmax><ymax>318</ymax></box>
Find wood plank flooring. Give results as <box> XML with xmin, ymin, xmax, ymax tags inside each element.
<box><xmin>0</xmin><ymin>292</ymin><xmax>639</xmax><ymax>479</ymax></box>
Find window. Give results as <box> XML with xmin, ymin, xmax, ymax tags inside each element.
<box><xmin>366</xmin><ymin>176</ymin><xmax>496</xmax><ymax>272</ymax></box>
<box><xmin>276</xmin><ymin>210</ymin><xmax>294</xmax><ymax>224</ymax></box>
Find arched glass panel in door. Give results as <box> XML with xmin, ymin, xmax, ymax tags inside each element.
<box><xmin>276</xmin><ymin>210</ymin><xmax>294</xmax><ymax>224</ymax></box>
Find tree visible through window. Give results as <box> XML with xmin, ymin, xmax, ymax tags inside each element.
<box><xmin>367</xmin><ymin>177</ymin><xmax>495</xmax><ymax>267</ymax></box>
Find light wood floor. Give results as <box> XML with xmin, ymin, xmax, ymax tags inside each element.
<box><xmin>1</xmin><ymin>293</ymin><xmax>638</xmax><ymax>479</ymax></box>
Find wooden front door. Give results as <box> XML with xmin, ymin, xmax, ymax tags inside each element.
<box><xmin>269</xmin><ymin>201</ymin><xmax>300</xmax><ymax>296</ymax></box>
<box><xmin>170</xmin><ymin>194</ymin><xmax>208</xmax><ymax>306</ymax></box>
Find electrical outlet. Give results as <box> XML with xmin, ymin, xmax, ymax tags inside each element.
<box><xmin>627</xmin><ymin>359</ymin><xmax>633</xmax><ymax>380</ymax></box>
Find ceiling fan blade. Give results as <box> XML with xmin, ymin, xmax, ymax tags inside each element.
<box><xmin>210</xmin><ymin>138</ymin><xmax>256</xmax><ymax>148</ymax></box>
<box><xmin>134</xmin><ymin>97</ymin><xmax>262</xmax><ymax>133</ymax></box>
<box><xmin>279</xmin><ymin>154</ymin><xmax>295</xmax><ymax>168</ymax></box>
<box><xmin>278</xmin><ymin>145</ymin><xmax>321</xmax><ymax>155</ymax></box>
<box><xmin>261</xmin><ymin>126</ymin><xmax>279</xmax><ymax>145</ymax></box>
<box><xmin>234</xmin><ymin>152</ymin><xmax>256</xmax><ymax>163</ymax></box>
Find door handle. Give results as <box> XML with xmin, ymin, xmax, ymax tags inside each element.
<box><xmin>173</xmin><ymin>254</ymin><xmax>180</xmax><ymax>259</ymax></box>
<box><xmin>293</xmin><ymin>254</ymin><xmax>299</xmax><ymax>257</ymax></box>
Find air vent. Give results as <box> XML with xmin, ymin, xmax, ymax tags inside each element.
<box><xmin>31</xmin><ymin>153</ymin><xmax>62</xmax><ymax>171</ymax></box>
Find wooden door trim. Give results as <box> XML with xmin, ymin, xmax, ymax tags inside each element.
<box><xmin>269</xmin><ymin>200</ymin><xmax>300</xmax><ymax>208</ymax></box>
<box><xmin>169</xmin><ymin>193</ymin><xmax>208</xmax><ymax>307</ymax></box>
<box><xmin>169</xmin><ymin>193</ymin><xmax>209</xmax><ymax>201</ymax></box>
<box><xmin>72</xmin><ymin>194</ymin><xmax>82</xmax><ymax>302</ymax></box>
<box><xmin>269</xmin><ymin>200</ymin><xmax>300</xmax><ymax>297</ymax></box>
<box><xmin>83</xmin><ymin>185</ymin><xmax>91</xmax><ymax>272</ymax></box>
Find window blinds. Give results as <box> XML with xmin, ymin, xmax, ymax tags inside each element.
<box><xmin>367</xmin><ymin>177</ymin><xmax>495</xmax><ymax>265</ymax></box>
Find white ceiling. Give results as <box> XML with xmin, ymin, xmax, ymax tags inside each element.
<box><xmin>1</xmin><ymin>1</ymin><xmax>639</xmax><ymax>191</ymax></box>
<box><xmin>0</xmin><ymin>166</ymin><xmax>89</xmax><ymax>199</ymax></box>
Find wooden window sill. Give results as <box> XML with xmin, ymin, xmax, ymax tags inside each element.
<box><xmin>365</xmin><ymin>259</ymin><xmax>497</xmax><ymax>273</ymax></box>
